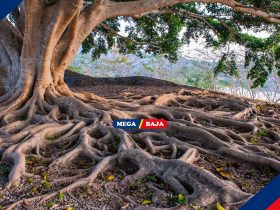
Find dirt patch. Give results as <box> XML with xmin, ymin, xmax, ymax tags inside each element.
<box><xmin>65</xmin><ymin>71</ymin><xmax>198</xmax><ymax>99</ymax></box>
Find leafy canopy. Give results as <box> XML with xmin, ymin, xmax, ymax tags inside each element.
<box><xmin>82</xmin><ymin>0</ymin><xmax>280</xmax><ymax>88</ymax></box>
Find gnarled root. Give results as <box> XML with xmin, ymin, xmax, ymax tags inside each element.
<box><xmin>1</xmin><ymin>88</ymin><xmax>280</xmax><ymax>209</ymax></box>
<box><xmin>118</xmin><ymin>149</ymin><xmax>251</xmax><ymax>208</ymax></box>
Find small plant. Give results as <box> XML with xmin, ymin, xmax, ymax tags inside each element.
<box><xmin>0</xmin><ymin>206</ymin><xmax>3</xmax><ymax>210</ymax></box>
<box><xmin>31</xmin><ymin>187</ymin><xmax>37</xmax><ymax>195</ymax></box>
<box><xmin>146</xmin><ymin>175</ymin><xmax>157</xmax><ymax>182</ymax></box>
<box><xmin>58</xmin><ymin>192</ymin><xmax>64</xmax><ymax>200</ymax></box>
<box><xmin>0</xmin><ymin>164</ymin><xmax>9</xmax><ymax>175</ymax></box>
<box><xmin>45</xmin><ymin>136</ymin><xmax>56</xmax><ymax>142</ymax></box>
<box><xmin>42</xmin><ymin>171</ymin><xmax>49</xmax><ymax>181</ymax></box>
<box><xmin>25</xmin><ymin>156</ymin><xmax>36</xmax><ymax>165</ymax></box>
<box><xmin>44</xmin><ymin>201</ymin><xmax>54</xmax><ymax>209</ymax></box>
<box><xmin>27</xmin><ymin>178</ymin><xmax>34</xmax><ymax>184</ymax></box>
<box><xmin>250</xmin><ymin>137</ymin><xmax>258</xmax><ymax>144</ymax></box>
<box><xmin>42</xmin><ymin>180</ymin><xmax>51</xmax><ymax>190</ymax></box>
<box><xmin>171</xmin><ymin>193</ymin><xmax>187</xmax><ymax>205</ymax></box>
<box><xmin>177</xmin><ymin>194</ymin><xmax>187</xmax><ymax>205</ymax></box>
<box><xmin>249</xmin><ymin>129</ymin><xmax>269</xmax><ymax>144</ymax></box>
<box><xmin>255</xmin><ymin>129</ymin><xmax>268</xmax><ymax>138</ymax></box>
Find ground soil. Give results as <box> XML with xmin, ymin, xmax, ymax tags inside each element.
<box><xmin>0</xmin><ymin>71</ymin><xmax>279</xmax><ymax>210</ymax></box>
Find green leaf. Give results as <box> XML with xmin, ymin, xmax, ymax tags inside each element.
<box><xmin>147</xmin><ymin>175</ymin><xmax>157</xmax><ymax>182</ymax></box>
<box><xmin>43</xmin><ymin>171</ymin><xmax>49</xmax><ymax>181</ymax></box>
<box><xmin>58</xmin><ymin>192</ymin><xmax>64</xmax><ymax>200</ymax></box>
<box><xmin>178</xmin><ymin>194</ymin><xmax>184</xmax><ymax>201</ymax></box>
<box><xmin>42</xmin><ymin>180</ymin><xmax>51</xmax><ymax>190</ymax></box>
<box><xmin>27</xmin><ymin>178</ymin><xmax>34</xmax><ymax>184</ymax></box>
<box><xmin>255</xmin><ymin>129</ymin><xmax>268</xmax><ymax>137</ymax></box>
<box><xmin>175</xmin><ymin>193</ymin><xmax>187</xmax><ymax>205</ymax></box>
<box><xmin>44</xmin><ymin>201</ymin><xmax>54</xmax><ymax>209</ymax></box>
<box><xmin>31</xmin><ymin>187</ymin><xmax>37</xmax><ymax>195</ymax></box>
<box><xmin>45</xmin><ymin>136</ymin><xmax>56</xmax><ymax>142</ymax></box>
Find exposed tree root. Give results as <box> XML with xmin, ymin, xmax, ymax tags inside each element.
<box><xmin>1</xmin><ymin>88</ymin><xmax>280</xmax><ymax>210</ymax></box>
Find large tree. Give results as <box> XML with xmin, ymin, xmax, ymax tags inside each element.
<box><xmin>0</xmin><ymin>0</ymin><xmax>279</xmax><ymax>209</ymax></box>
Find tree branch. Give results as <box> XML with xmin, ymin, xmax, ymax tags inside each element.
<box><xmin>17</xmin><ymin>2</ymin><xmax>26</xmax><ymax>35</ymax></box>
<box><xmin>100</xmin><ymin>23</ymin><xmax>161</xmax><ymax>49</ymax></box>
<box><xmin>0</xmin><ymin>18</ymin><xmax>23</xmax><ymax>41</ymax></box>
<box><xmin>78</xmin><ymin>0</ymin><xmax>108</xmax><ymax>43</ymax></box>
<box><xmin>222</xmin><ymin>0</ymin><xmax>280</xmax><ymax>24</ymax></box>
<box><xmin>105</xmin><ymin>0</ymin><xmax>280</xmax><ymax>24</ymax></box>
<box><xmin>76</xmin><ymin>0</ymin><xmax>279</xmax><ymax>57</ymax></box>
<box><xmin>152</xmin><ymin>8</ymin><xmax>218</xmax><ymax>33</ymax></box>
<box><xmin>0</xmin><ymin>19</ymin><xmax>23</xmax><ymax>55</ymax></box>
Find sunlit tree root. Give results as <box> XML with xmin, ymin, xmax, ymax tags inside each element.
<box><xmin>1</xmin><ymin>89</ymin><xmax>280</xmax><ymax>209</ymax></box>
<box><xmin>118</xmin><ymin>149</ymin><xmax>251</xmax><ymax>209</ymax></box>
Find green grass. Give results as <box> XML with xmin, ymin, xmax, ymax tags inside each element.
<box><xmin>0</xmin><ymin>164</ymin><xmax>9</xmax><ymax>175</ymax></box>
<box><xmin>45</xmin><ymin>136</ymin><xmax>56</xmax><ymax>142</ymax></box>
<box><xmin>255</xmin><ymin>129</ymin><xmax>268</xmax><ymax>137</ymax></box>
<box><xmin>68</xmin><ymin>65</ymin><xmax>84</xmax><ymax>74</ymax></box>
<box><xmin>250</xmin><ymin>137</ymin><xmax>259</xmax><ymax>144</ymax></box>
<box><xmin>44</xmin><ymin>201</ymin><xmax>54</xmax><ymax>209</ymax></box>
<box><xmin>114</xmin><ymin>135</ymin><xmax>121</xmax><ymax>144</ymax></box>
<box><xmin>146</xmin><ymin>175</ymin><xmax>158</xmax><ymax>182</ymax></box>
<box><xmin>170</xmin><ymin>194</ymin><xmax>187</xmax><ymax>206</ymax></box>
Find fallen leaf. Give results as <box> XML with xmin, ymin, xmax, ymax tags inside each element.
<box><xmin>216</xmin><ymin>167</ymin><xmax>223</xmax><ymax>172</ymax></box>
<box><xmin>107</xmin><ymin>175</ymin><xmax>115</xmax><ymax>181</ymax></box>
<box><xmin>66</xmin><ymin>207</ymin><xmax>73</xmax><ymax>210</ymax></box>
<box><xmin>44</xmin><ymin>201</ymin><xmax>54</xmax><ymax>209</ymax></box>
<box><xmin>27</xmin><ymin>178</ymin><xmax>34</xmax><ymax>184</ymax></box>
<box><xmin>216</xmin><ymin>168</ymin><xmax>233</xmax><ymax>179</ymax></box>
<box><xmin>217</xmin><ymin>203</ymin><xmax>226</xmax><ymax>210</ymax></box>
<box><xmin>142</xmin><ymin>200</ymin><xmax>152</xmax><ymax>205</ymax></box>
<box><xmin>220</xmin><ymin>171</ymin><xmax>231</xmax><ymax>178</ymax></box>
